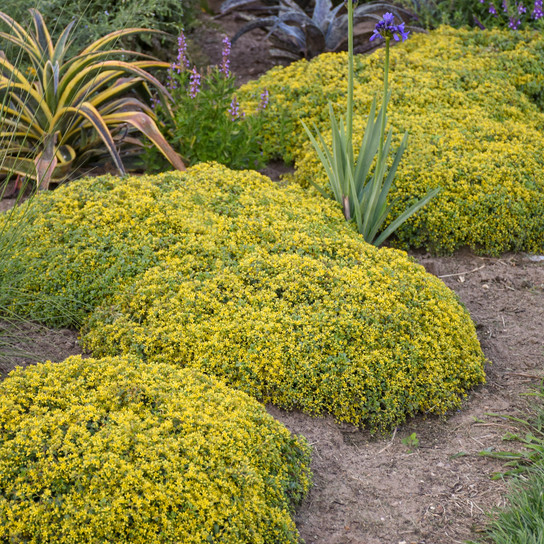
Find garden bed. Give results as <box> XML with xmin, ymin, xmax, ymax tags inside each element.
<box><xmin>2</xmin><ymin>239</ymin><xmax>542</xmax><ymax>544</ymax></box>
<box><xmin>1</xmin><ymin>4</ymin><xmax>544</xmax><ymax>543</ymax></box>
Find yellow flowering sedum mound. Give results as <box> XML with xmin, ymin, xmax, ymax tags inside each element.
<box><xmin>239</xmin><ymin>27</ymin><xmax>544</xmax><ymax>255</ymax></box>
<box><xmin>1</xmin><ymin>165</ymin><xmax>484</xmax><ymax>430</ymax></box>
<box><xmin>2</xmin><ymin>163</ymin><xmax>486</xmax><ymax>430</ymax></box>
<box><xmin>0</xmin><ymin>356</ymin><xmax>311</xmax><ymax>543</ymax></box>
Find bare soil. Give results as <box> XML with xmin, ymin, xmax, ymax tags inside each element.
<box><xmin>1</xmin><ymin>6</ymin><xmax>544</xmax><ymax>543</ymax></box>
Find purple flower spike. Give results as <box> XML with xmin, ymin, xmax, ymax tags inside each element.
<box><xmin>189</xmin><ymin>67</ymin><xmax>201</xmax><ymax>99</ymax></box>
<box><xmin>176</xmin><ymin>32</ymin><xmax>190</xmax><ymax>73</ymax></box>
<box><xmin>370</xmin><ymin>12</ymin><xmax>410</xmax><ymax>42</ymax></box>
<box><xmin>489</xmin><ymin>3</ymin><xmax>498</xmax><ymax>15</ymax></box>
<box><xmin>229</xmin><ymin>95</ymin><xmax>240</xmax><ymax>120</ymax></box>
<box><xmin>519</xmin><ymin>2</ymin><xmax>527</xmax><ymax>13</ymax></box>
<box><xmin>382</xmin><ymin>12</ymin><xmax>395</xmax><ymax>25</ymax></box>
<box><xmin>258</xmin><ymin>88</ymin><xmax>269</xmax><ymax>111</ymax></box>
<box><xmin>533</xmin><ymin>0</ymin><xmax>543</xmax><ymax>18</ymax></box>
<box><xmin>220</xmin><ymin>36</ymin><xmax>231</xmax><ymax>77</ymax></box>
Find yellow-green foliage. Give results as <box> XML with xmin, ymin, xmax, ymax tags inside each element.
<box><xmin>239</xmin><ymin>27</ymin><xmax>544</xmax><ymax>255</ymax></box>
<box><xmin>0</xmin><ymin>356</ymin><xmax>311</xmax><ymax>543</ymax></box>
<box><xmin>2</xmin><ymin>163</ymin><xmax>486</xmax><ymax>430</ymax></box>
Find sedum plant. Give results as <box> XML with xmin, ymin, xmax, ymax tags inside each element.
<box><xmin>303</xmin><ymin>10</ymin><xmax>439</xmax><ymax>246</ymax></box>
<box><xmin>0</xmin><ymin>9</ymin><xmax>185</xmax><ymax>189</ymax></box>
<box><xmin>0</xmin><ymin>356</ymin><xmax>311</xmax><ymax>542</ymax></box>
<box><xmin>1</xmin><ymin>164</ymin><xmax>487</xmax><ymax>431</ymax></box>
<box><xmin>226</xmin><ymin>0</ymin><xmax>414</xmax><ymax>60</ymax></box>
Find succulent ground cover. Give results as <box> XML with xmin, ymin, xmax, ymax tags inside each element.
<box><xmin>0</xmin><ymin>355</ymin><xmax>311</xmax><ymax>543</ymax></box>
<box><xmin>1</xmin><ymin>163</ymin><xmax>486</xmax><ymax>431</ymax></box>
<box><xmin>239</xmin><ymin>26</ymin><xmax>544</xmax><ymax>255</ymax></box>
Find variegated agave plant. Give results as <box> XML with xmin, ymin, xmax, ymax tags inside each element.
<box><xmin>222</xmin><ymin>0</ymin><xmax>415</xmax><ymax>60</ymax></box>
<box><xmin>0</xmin><ymin>9</ymin><xmax>185</xmax><ymax>189</ymax></box>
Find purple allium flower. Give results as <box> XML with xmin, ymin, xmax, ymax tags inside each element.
<box><xmin>370</xmin><ymin>13</ymin><xmax>410</xmax><ymax>42</ymax></box>
<box><xmin>220</xmin><ymin>36</ymin><xmax>231</xmax><ymax>77</ymax></box>
<box><xmin>533</xmin><ymin>0</ymin><xmax>543</xmax><ymax>18</ymax></box>
<box><xmin>258</xmin><ymin>88</ymin><xmax>269</xmax><ymax>111</ymax></box>
<box><xmin>176</xmin><ymin>32</ymin><xmax>190</xmax><ymax>73</ymax></box>
<box><xmin>189</xmin><ymin>67</ymin><xmax>201</xmax><ymax>99</ymax></box>
<box><xmin>489</xmin><ymin>3</ymin><xmax>498</xmax><ymax>15</ymax></box>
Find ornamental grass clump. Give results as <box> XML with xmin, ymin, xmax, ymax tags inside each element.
<box><xmin>1</xmin><ymin>163</ymin><xmax>486</xmax><ymax>430</ymax></box>
<box><xmin>303</xmin><ymin>9</ymin><xmax>439</xmax><ymax>246</ymax></box>
<box><xmin>0</xmin><ymin>9</ymin><xmax>184</xmax><ymax>189</ymax></box>
<box><xmin>0</xmin><ymin>355</ymin><xmax>311</xmax><ymax>543</ymax></box>
<box><xmin>238</xmin><ymin>27</ymin><xmax>544</xmax><ymax>255</ymax></box>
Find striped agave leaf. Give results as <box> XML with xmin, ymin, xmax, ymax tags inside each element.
<box><xmin>0</xmin><ymin>8</ymin><xmax>185</xmax><ymax>189</ymax></box>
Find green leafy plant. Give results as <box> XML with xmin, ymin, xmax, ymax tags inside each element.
<box><xmin>303</xmin><ymin>9</ymin><xmax>439</xmax><ymax>246</ymax></box>
<box><xmin>146</xmin><ymin>34</ymin><xmax>268</xmax><ymax>170</ymax></box>
<box><xmin>225</xmin><ymin>0</ymin><xmax>414</xmax><ymax>60</ymax></box>
<box><xmin>479</xmin><ymin>386</ymin><xmax>544</xmax><ymax>480</ymax></box>
<box><xmin>0</xmin><ymin>9</ymin><xmax>185</xmax><ymax>190</ymax></box>
<box><xmin>0</xmin><ymin>0</ymin><xmax>198</xmax><ymax>58</ymax></box>
<box><xmin>468</xmin><ymin>383</ymin><xmax>544</xmax><ymax>543</ymax></box>
<box><xmin>402</xmin><ymin>432</ymin><xmax>420</xmax><ymax>451</ymax></box>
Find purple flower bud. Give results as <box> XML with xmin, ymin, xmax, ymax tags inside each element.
<box><xmin>150</xmin><ymin>95</ymin><xmax>160</xmax><ymax>110</ymax></box>
<box><xmin>166</xmin><ymin>66</ymin><xmax>177</xmax><ymax>90</ymax></box>
<box><xmin>220</xmin><ymin>36</ymin><xmax>231</xmax><ymax>77</ymax></box>
<box><xmin>189</xmin><ymin>67</ymin><xmax>201</xmax><ymax>99</ymax></box>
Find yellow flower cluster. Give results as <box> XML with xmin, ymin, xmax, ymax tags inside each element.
<box><xmin>239</xmin><ymin>27</ymin><xmax>544</xmax><ymax>255</ymax></box>
<box><xmin>0</xmin><ymin>162</ymin><xmax>487</xmax><ymax>430</ymax></box>
<box><xmin>0</xmin><ymin>356</ymin><xmax>311</xmax><ymax>543</ymax></box>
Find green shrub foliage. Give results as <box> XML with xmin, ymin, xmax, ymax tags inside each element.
<box><xmin>238</xmin><ymin>27</ymin><xmax>544</xmax><ymax>255</ymax></box>
<box><xmin>0</xmin><ymin>355</ymin><xmax>311</xmax><ymax>543</ymax></box>
<box><xmin>0</xmin><ymin>0</ymin><xmax>196</xmax><ymax>57</ymax></box>
<box><xmin>2</xmin><ymin>163</ymin><xmax>486</xmax><ymax>430</ymax></box>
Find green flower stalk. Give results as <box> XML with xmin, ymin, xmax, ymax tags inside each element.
<box><xmin>303</xmin><ymin>9</ymin><xmax>440</xmax><ymax>246</ymax></box>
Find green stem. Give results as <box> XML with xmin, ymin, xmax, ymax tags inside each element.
<box><xmin>376</xmin><ymin>37</ymin><xmax>390</xmax><ymax>170</ymax></box>
<box><xmin>346</xmin><ymin>0</ymin><xmax>354</xmax><ymax>159</ymax></box>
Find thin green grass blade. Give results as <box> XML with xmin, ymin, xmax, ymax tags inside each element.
<box><xmin>353</xmin><ymin>97</ymin><xmax>381</xmax><ymax>200</ymax></box>
<box><xmin>374</xmin><ymin>132</ymin><xmax>408</xmax><ymax>215</ymax></box>
<box><xmin>301</xmin><ymin>119</ymin><xmax>340</xmax><ymax>200</ymax></box>
<box><xmin>361</xmin><ymin>128</ymin><xmax>393</xmax><ymax>239</ymax></box>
